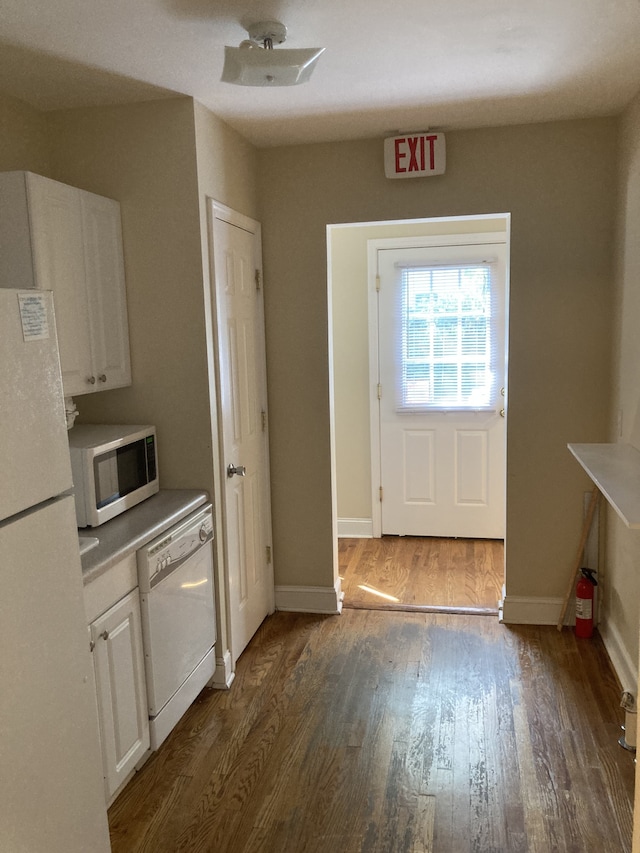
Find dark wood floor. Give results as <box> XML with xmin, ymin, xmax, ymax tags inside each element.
<box><xmin>339</xmin><ymin>535</ymin><xmax>504</xmax><ymax>612</ymax></box>
<box><xmin>108</xmin><ymin>608</ymin><xmax>635</xmax><ymax>851</ymax></box>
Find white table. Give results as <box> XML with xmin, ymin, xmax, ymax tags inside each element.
<box><xmin>568</xmin><ymin>443</ymin><xmax>640</xmax><ymax>528</ymax></box>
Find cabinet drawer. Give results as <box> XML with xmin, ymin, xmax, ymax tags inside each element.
<box><xmin>84</xmin><ymin>552</ymin><xmax>138</xmax><ymax>623</ymax></box>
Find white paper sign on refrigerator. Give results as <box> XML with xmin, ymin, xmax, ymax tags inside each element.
<box><xmin>18</xmin><ymin>291</ymin><xmax>50</xmax><ymax>341</ymax></box>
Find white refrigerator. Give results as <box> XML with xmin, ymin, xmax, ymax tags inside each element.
<box><xmin>0</xmin><ymin>289</ymin><xmax>111</xmax><ymax>852</ymax></box>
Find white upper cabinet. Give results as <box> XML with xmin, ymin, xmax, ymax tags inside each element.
<box><xmin>0</xmin><ymin>171</ymin><xmax>132</xmax><ymax>397</ymax></box>
<box><xmin>79</xmin><ymin>190</ymin><xmax>132</xmax><ymax>393</ymax></box>
<box><xmin>27</xmin><ymin>176</ymin><xmax>94</xmax><ymax>394</ymax></box>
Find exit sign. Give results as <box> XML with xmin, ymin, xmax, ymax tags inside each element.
<box><xmin>384</xmin><ymin>132</ymin><xmax>446</xmax><ymax>179</ymax></box>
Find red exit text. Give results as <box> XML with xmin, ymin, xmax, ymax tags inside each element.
<box><xmin>383</xmin><ymin>133</ymin><xmax>446</xmax><ymax>179</ymax></box>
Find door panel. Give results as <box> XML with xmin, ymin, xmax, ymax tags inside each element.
<box><xmin>456</xmin><ymin>430</ymin><xmax>488</xmax><ymax>504</ymax></box>
<box><xmin>404</xmin><ymin>430</ymin><xmax>435</xmax><ymax>502</ymax></box>
<box><xmin>378</xmin><ymin>240</ymin><xmax>506</xmax><ymax>538</ymax></box>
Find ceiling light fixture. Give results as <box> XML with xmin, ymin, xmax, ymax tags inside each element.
<box><xmin>221</xmin><ymin>21</ymin><xmax>325</xmax><ymax>87</ymax></box>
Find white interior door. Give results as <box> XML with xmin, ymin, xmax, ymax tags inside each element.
<box><xmin>211</xmin><ymin>207</ymin><xmax>274</xmax><ymax>664</ymax></box>
<box><xmin>377</xmin><ymin>238</ymin><xmax>507</xmax><ymax>538</ymax></box>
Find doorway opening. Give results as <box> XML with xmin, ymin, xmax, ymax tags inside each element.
<box><xmin>328</xmin><ymin>214</ymin><xmax>510</xmax><ymax>614</ymax></box>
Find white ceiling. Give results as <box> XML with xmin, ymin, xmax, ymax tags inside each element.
<box><xmin>1</xmin><ymin>0</ymin><xmax>640</xmax><ymax>148</ymax></box>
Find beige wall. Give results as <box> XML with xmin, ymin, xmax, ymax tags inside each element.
<box><xmin>259</xmin><ymin>118</ymin><xmax>616</xmax><ymax>597</ymax></box>
<box><xmin>330</xmin><ymin>216</ymin><xmax>508</xmax><ymax>521</ymax></box>
<box><xmin>0</xmin><ymin>91</ymin><xmax>50</xmax><ymax>174</ymax></box>
<box><xmin>45</xmin><ymin>99</ymin><xmax>210</xmax><ymax>493</ymax></box>
<box><xmin>193</xmin><ymin>101</ymin><xmax>259</xmax><ymax>222</ymax></box>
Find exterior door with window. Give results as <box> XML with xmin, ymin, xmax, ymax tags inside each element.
<box><xmin>377</xmin><ymin>239</ymin><xmax>507</xmax><ymax>538</ymax></box>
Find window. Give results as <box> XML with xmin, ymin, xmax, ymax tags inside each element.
<box><xmin>398</xmin><ymin>262</ymin><xmax>496</xmax><ymax>410</ymax></box>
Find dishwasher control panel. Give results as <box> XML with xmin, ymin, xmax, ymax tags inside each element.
<box><xmin>137</xmin><ymin>504</ymin><xmax>213</xmax><ymax>591</ymax></box>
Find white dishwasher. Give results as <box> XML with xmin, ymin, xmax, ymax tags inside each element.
<box><xmin>137</xmin><ymin>503</ymin><xmax>216</xmax><ymax>750</ymax></box>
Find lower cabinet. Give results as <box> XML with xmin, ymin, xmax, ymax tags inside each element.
<box><xmin>90</xmin><ymin>588</ymin><xmax>150</xmax><ymax>802</ymax></box>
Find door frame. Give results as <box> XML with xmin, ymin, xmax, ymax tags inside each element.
<box><xmin>207</xmin><ymin>199</ymin><xmax>275</xmax><ymax>681</ymax></box>
<box><xmin>367</xmin><ymin>226</ymin><xmax>510</xmax><ymax>537</ymax></box>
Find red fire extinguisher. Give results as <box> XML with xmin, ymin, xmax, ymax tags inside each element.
<box><xmin>575</xmin><ymin>568</ymin><xmax>598</xmax><ymax>638</ymax></box>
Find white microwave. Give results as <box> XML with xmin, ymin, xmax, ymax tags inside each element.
<box><xmin>68</xmin><ymin>424</ymin><xmax>159</xmax><ymax>528</ymax></box>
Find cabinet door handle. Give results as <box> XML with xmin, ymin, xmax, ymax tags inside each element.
<box><xmin>100</xmin><ymin>630</ymin><xmax>109</xmax><ymax>641</ymax></box>
<box><xmin>98</xmin><ymin>374</ymin><xmax>107</xmax><ymax>383</ymax></box>
<box><xmin>87</xmin><ymin>375</ymin><xmax>96</xmax><ymax>384</ymax></box>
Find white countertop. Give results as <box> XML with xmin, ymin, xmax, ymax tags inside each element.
<box><xmin>80</xmin><ymin>489</ymin><xmax>210</xmax><ymax>584</ymax></box>
<box><xmin>568</xmin><ymin>443</ymin><xmax>640</xmax><ymax>528</ymax></box>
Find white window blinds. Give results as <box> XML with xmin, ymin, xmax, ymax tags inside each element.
<box><xmin>397</xmin><ymin>261</ymin><xmax>497</xmax><ymax>410</ymax></box>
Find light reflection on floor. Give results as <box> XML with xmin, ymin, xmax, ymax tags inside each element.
<box><xmin>357</xmin><ymin>584</ymin><xmax>399</xmax><ymax>603</ymax></box>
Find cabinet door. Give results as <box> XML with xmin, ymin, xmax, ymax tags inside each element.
<box><xmin>91</xmin><ymin>588</ymin><xmax>149</xmax><ymax>801</ymax></box>
<box><xmin>26</xmin><ymin>174</ymin><xmax>93</xmax><ymax>396</ymax></box>
<box><xmin>81</xmin><ymin>191</ymin><xmax>132</xmax><ymax>392</ymax></box>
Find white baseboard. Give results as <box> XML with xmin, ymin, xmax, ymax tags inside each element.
<box><xmin>499</xmin><ymin>594</ymin><xmax>570</xmax><ymax>626</ymax></box>
<box><xmin>337</xmin><ymin>518</ymin><xmax>373</xmax><ymax>538</ymax></box>
<box><xmin>598</xmin><ymin>615</ymin><xmax>637</xmax><ymax>696</ymax></box>
<box><xmin>211</xmin><ymin>648</ymin><xmax>235</xmax><ymax>690</ymax></box>
<box><xmin>275</xmin><ymin>577</ymin><xmax>344</xmax><ymax>614</ymax></box>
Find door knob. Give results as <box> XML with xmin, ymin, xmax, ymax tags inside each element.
<box><xmin>227</xmin><ymin>464</ymin><xmax>246</xmax><ymax>478</ymax></box>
